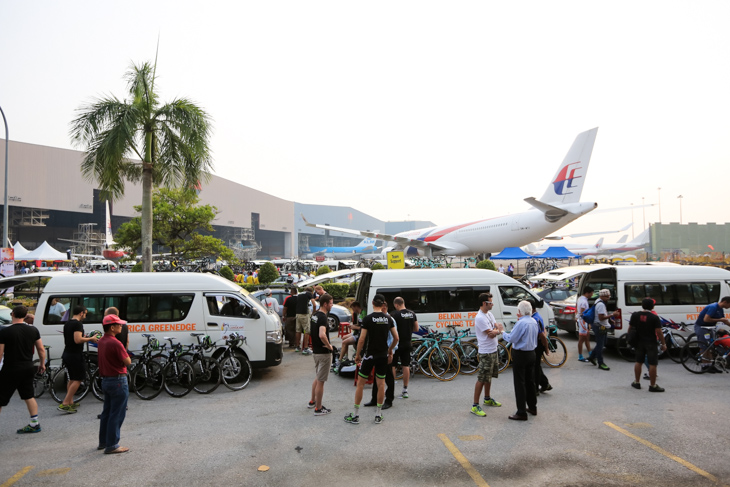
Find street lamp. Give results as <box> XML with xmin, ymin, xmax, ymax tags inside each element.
<box><xmin>642</xmin><ymin>196</ymin><xmax>646</xmax><ymax>231</ymax></box>
<box><xmin>657</xmin><ymin>187</ymin><xmax>662</xmax><ymax>224</ymax></box>
<box><xmin>1</xmin><ymin>105</ymin><xmax>7</xmax><ymax>249</ymax></box>
<box><xmin>678</xmin><ymin>195</ymin><xmax>683</xmax><ymax>224</ymax></box>
<box><xmin>630</xmin><ymin>203</ymin><xmax>635</xmax><ymax>239</ymax></box>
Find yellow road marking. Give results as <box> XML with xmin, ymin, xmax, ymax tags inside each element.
<box><xmin>458</xmin><ymin>435</ymin><xmax>484</xmax><ymax>441</ymax></box>
<box><xmin>36</xmin><ymin>468</ymin><xmax>71</xmax><ymax>477</ymax></box>
<box><xmin>438</xmin><ymin>434</ymin><xmax>489</xmax><ymax>487</ymax></box>
<box><xmin>604</xmin><ymin>422</ymin><xmax>719</xmax><ymax>484</ymax></box>
<box><xmin>1</xmin><ymin>467</ymin><xmax>34</xmax><ymax>487</ymax></box>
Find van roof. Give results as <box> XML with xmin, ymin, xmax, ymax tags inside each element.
<box><xmin>0</xmin><ymin>272</ymin><xmax>245</xmax><ymax>294</ymax></box>
<box><xmin>536</xmin><ymin>263</ymin><xmax>730</xmax><ymax>282</ymax></box>
<box><xmin>369</xmin><ymin>268</ymin><xmax>522</xmax><ymax>286</ymax></box>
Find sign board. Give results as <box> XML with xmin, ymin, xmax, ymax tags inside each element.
<box><xmin>387</xmin><ymin>251</ymin><xmax>405</xmax><ymax>269</ymax></box>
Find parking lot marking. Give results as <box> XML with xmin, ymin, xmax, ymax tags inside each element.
<box><xmin>458</xmin><ymin>435</ymin><xmax>484</xmax><ymax>441</ymax></box>
<box><xmin>36</xmin><ymin>468</ymin><xmax>71</xmax><ymax>477</ymax></box>
<box><xmin>604</xmin><ymin>422</ymin><xmax>719</xmax><ymax>484</ymax></box>
<box><xmin>1</xmin><ymin>467</ymin><xmax>34</xmax><ymax>487</ymax></box>
<box><xmin>438</xmin><ymin>434</ymin><xmax>489</xmax><ymax>487</ymax></box>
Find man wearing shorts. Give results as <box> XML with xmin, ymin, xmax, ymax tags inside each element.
<box><xmin>629</xmin><ymin>298</ymin><xmax>667</xmax><ymax>392</ymax></box>
<box><xmin>334</xmin><ymin>301</ymin><xmax>363</xmax><ymax>372</ymax></box>
<box><xmin>390</xmin><ymin>297</ymin><xmax>418</xmax><ymax>399</ymax></box>
<box><xmin>471</xmin><ymin>293</ymin><xmax>503</xmax><ymax>417</ymax></box>
<box><xmin>576</xmin><ymin>287</ymin><xmax>593</xmax><ymax>362</ymax></box>
<box><xmin>0</xmin><ymin>306</ymin><xmax>46</xmax><ymax>434</ymax></box>
<box><xmin>308</xmin><ymin>294</ymin><xmax>334</xmax><ymax>416</ymax></box>
<box><xmin>59</xmin><ymin>305</ymin><xmax>98</xmax><ymax>413</ymax></box>
<box><xmin>694</xmin><ymin>297</ymin><xmax>730</xmax><ymax>373</ymax></box>
<box><xmin>295</xmin><ymin>286</ymin><xmax>314</xmax><ymax>354</ymax></box>
<box><xmin>345</xmin><ymin>294</ymin><xmax>398</xmax><ymax>425</ymax></box>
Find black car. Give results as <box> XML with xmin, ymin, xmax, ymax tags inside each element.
<box><xmin>250</xmin><ymin>289</ymin><xmax>350</xmax><ymax>332</ymax></box>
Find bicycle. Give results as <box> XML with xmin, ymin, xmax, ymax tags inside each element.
<box><xmin>681</xmin><ymin>327</ymin><xmax>730</xmax><ymax>374</ymax></box>
<box><xmin>408</xmin><ymin>329</ymin><xmax>460</xmax><ymax>381</ymax></box>
<box><xmin>128</xmin><ymin>334</ymin><xmax>167</xmax><ymax>400</ymax></box>
<box><xmin>32</xmin><ymin>345</ymin><xmax>56</xmax><ymax>398</ymax></box>
<box><xmin>151</xmin><ymin>337</ymin><xmax>197</xmax><ymax>398</ymax></box>
<box><xmin>617</xmin><ymin>323</ymin><xmax>688</xmax><ymax>363</ymax></box>
<box><xmin>443</xmin><ymin>325</ymin><xmax>479</xmax><ymax>375</ymax></box>
<box><xmin>542</xmin><ymin>324</ymin><xmax>567</xmax><ymax>368</ymax></box>
<box><xmin>49</xmin><ymin>331</ymin><xmax>101</xmax><ymax>404</ymax></box>
<box><xmin>215</xmin><ymin>332</ymin><xmax>253</xmax><ymax>391</ymax></box>
<box><xmin>180</xmin><ymin>332</ymin><xmax>222</xmax><ymax>394</ymax></box>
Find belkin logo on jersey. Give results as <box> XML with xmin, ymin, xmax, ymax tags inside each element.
<box><xmin>401</xmin><ymin>312</ymin><xmax>414</xmax><ymax>319</ymax></box>
<box><xmin>371</xmin><ymin>316</ymin><xmax>390</xmax><ymax>324</ymax></box>
<box><xmin>552</xmin><ymin>161</ymin><xmax>582</xmax><ymax>195</ymax></box>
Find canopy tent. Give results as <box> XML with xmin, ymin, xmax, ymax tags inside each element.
<box><xmin>19</xmin><ymin>241</ymin><xmax>69</xmax><ymax>261</ymax></box>
<box><xmin>536</xmin><ymin>246</ymin><xmax>578</xmax><ymax>259</ymax></box>
<box><xmin>490</xmin><ymin>247</ymin><xmax>532</xmax><ymax>260</ymax></box>
<box><xmin>13</xmin><ymin>242</ymin><xmax>30</xmax><ymax>259</ymax></box>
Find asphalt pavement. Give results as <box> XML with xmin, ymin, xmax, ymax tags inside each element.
<box><xmin>1</xmin><ymin>332</ymin><xmax>728</xmax><ymax>487</ymax></box>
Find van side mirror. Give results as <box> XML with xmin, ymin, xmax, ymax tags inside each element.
<box><xmin>537</xmin><ymin>298</ymin><xmax>545</xmax><ymax>308</ymax></box>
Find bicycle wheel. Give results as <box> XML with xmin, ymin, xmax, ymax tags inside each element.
<box><xmin>91</xmin><ymin>368</ymin><xmax>104</xmax><ymax>401</ymax></box>
<box><xmin>131</xmin><ymin>360</ymin><xmax>165</xmax><ymax>400</ymax></box>
<box><xmin>681</xmin><ymin>340</ymin><xmax>707</xmax><ymax>374</ymax></box>
<box><xmin>428</xmin><ymin>346</ymin><xmax>460</xmax><ymax>381</ymax></box>
<box><xmin>497</xmin><ymin>343</ymin><xmax>511</xmax><ymax>372</ymax></box>
<box><xmin>393</xmin><ymin>362</ymin><xmax>403</xmax><ymax>381</ymax></box>
<box><xmin>542</xmin><ymin>336</ymin><xmax>567</xmax><ymax>368</ymax></box>
<box><xmin>666</xmin><ymin>332</ymin><xmax>687</xmax><ymax>363</ymax></box>
<box><xmin>221</xmin><ymin>352</ymin><xmax>252</xmax><ymax>391</ymax></box>
<box><xmin>32</xmin><ymin>360</ymin><xmax>47</xmax><ymax>398</ymax></box>
<box><xmin>163</xmin><ymin>360</ymin><xmax>196</xmax><ymax>397</ymax></box>
<box><xmin>616</xmin><ymin>334</ymin><xmax>635</xmax><ymax>362</ymax></box>
<box><xmin>191</xmin><ymin>357</ymin><xmax>222</xmax><ymax>394</ymax></box>
<box><xmin>457</xmin><ymin>342</ymin><xmax>479</xmax><ymax>375</ymax></box>
<box><xmin>50</xmin><ymin>367</ymin><xmax>91</xmax><ymax>403</ymax></box>
<box><xmin>415</xmin><ymin>346</ymin><xmax>433</xmax><ymax>377</ymax></box>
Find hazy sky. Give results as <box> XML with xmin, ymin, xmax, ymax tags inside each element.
<box><xmin>2</xmin><ymin>1</ymin><xmax>728</xmax><ymax>244</ymax></box>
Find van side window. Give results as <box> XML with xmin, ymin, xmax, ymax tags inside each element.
<box><xmin>52</xmin><ymin>296</ymin><xmax>123</xmax><ymax>324</ymax></box>
<box><xmin>45</xmin><ymin>297</ymin><xmax>72</xmax><ymax>324</ymax></box>
<box><xmin>376</xmin><ymin>287</ymin><xmax>491</xmax><ymax>314</ymax></box>
<box><xmin>206</xmin><ymin>295</ymin><xmax>254</xmax><ymax>318</ymax></box>
<box><xmin>623</xmin><ymin>282</ymin><xmax>720</xmax><ymax>306</ymax></box>
<box><xmin>126</xmin><ymin>294</ymin><xmax>194</xmax><ymax>322</ymax></box>
<box><xmin>498</xmin><ymin>286</ymin><xmax>534</xmax><ymax>308</ymax></box>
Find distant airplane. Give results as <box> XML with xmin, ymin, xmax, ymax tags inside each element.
<box><xmin>526</xmin><ymin>228</ymin><xmax>650</xmax><ymax>256</ymax></box>
<box><xmin>303</xmin><ymin>128</ymin><xmax>600</xmax><ymax>257</ymax></box>
<box><xmin>302</xmin><ymin>237</ymin><xmax>382</xmax><ymax>259</ymax></box>
<box><xmin>60</xmin><ymin>201</ymin><xmax>126</xmax><ymax>260</ymax></box>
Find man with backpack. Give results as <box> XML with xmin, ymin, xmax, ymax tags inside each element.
<box><xmin>586</xmin><ymin>289</ymin><xmax>619</xmax><ymax>371</ymax></box>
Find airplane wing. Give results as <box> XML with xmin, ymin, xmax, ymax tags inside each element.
<box><xmin>541</xmin><ymin>223</ymin><xmax>633</xmax><ymax>241</ymax></box>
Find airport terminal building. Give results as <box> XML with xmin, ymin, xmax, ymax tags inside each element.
<box><xmin>0</xmin><ymin>140</ymin><xmax>433</xmax><ymax>259</ymax></box>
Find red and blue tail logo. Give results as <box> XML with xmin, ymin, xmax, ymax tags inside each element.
<box><xmin>552</xmin><ymin>162</ymin><xmax>582</xmax><ymax>196</ymax></box>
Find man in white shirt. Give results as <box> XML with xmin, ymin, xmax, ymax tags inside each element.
<box><xmin>261</xmin><ymin>289</ymin><xmax>280</xmax><ymax>315</ymax></box>
<box><xmin>470</xmin><ymin>293</ymin><xmax>504</xmax><ymax>417</ymax></box>
<box><xmin>576</xmin><ymin>287</ymin><xmax>593</xmax><ymax>362</ymax></box>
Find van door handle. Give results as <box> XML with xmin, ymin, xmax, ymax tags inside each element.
<box><xmin>207</xmin><ymin>322</ymin><xmax>218</xmax><ymax>327</ymax></box>
<box><xmin>504</xmin><ymin>312</ymin><xmax>512</xmax><ymax>315</ymax></box>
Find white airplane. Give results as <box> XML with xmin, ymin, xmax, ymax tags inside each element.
<box><xmin>303</xmin><ymin>128</ymin><xmax>600</xmax><ymax>257</ymax></box>
<box><xmin>526</xmin><ymin>228</ymin><xmax>650</xmax><ymax>256</ymax></box>
<box><xmin>301</xmin><ymin>237</ymin><xmax>382</xmax><ymax>259</ymax></box>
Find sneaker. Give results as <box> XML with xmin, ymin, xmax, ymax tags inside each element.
<box><xmin>702</xmin><ymin>366</ymin><xmax>719</xmax><ymax>374</ymax></box>
<box><xmin>302</xmin><ymin>349</ymin><xmax>312</xmax><ymax>355</ymax></box>
<box><xmin>17</xmin><ymin>424</ymin><xmax>41</xmax><ymax>434</ymax></box>
<box><xmin>374</xmin><ymin>415</ymin><xmax>383</xmax><ymax>424</ymax></box>
<box><xmin>648</xmin><ymin>384</ymin><xmax>665</xmax><ymax>392</ymax></box>
<box><xmin>588</xmin><ymin>357</ymin><xmax>597</xmax><ymax>366</ymax></box>
<box><xmin>599</xmin><ymin>363</ymin><xmax>610</xmax><ymax>371</ymax></box>
<box><xmin>344</xmin><ymin>413</ymin><xmax>360</xmax><ymax>425</ymax></box>
<box><xmin>578</xmin><ymin>355</ymin><xmax>585</xmax><ymax>362</ymax></box>
<box><xmin>333</xmin><ymin>366</ymin><xmax>340</xmax><ymax>375</ymax></box>
<box><xmin>483</xmin><ymin>398</ymin><xmax>502</xmax><ymax>407</ymax></box>
<box><xmin>71</xmin><ymin>402</ymin><xmax>81</xmax><ymax>408</ymax></box>
<box><xmin>314</xmin><ymin>406</ymin><xmax>332</xmax><ymax>416</ymax></box>
<box><xmin>470</xmin><ymin>405</ymin><xmax>486</xmax><ymax>417</ymax></box>
<box><xmin>631</xmin><ymin>382</ymin><xmax>641</xmax><ymax>389</ymax></box>
<box><xmin>307</xmin><ymin>401</ymin><xmax>316</xmax><ymax>409</ymax></box>
<box><xmin>401</xmin><ymin>391</ymin><xmax>409</xmax><ymax>399</ymax></box>
<box><xmin>57</xmin><ymin>404</ymin><xmax>77</xmax><ymax>414</ymax></box>
<box><xmin>540</xmin><ymin>385</ymin><xmax>553</xmax><ymax>393</ymax></box>
<box><xmin>295</xmin><ymin>347</ymin><xmax>301</xmax><ymax>352</ymax></box>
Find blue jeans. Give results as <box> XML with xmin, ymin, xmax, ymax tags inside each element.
<box><xmin>99</xmin><ymin>376</ymin><xmax>129</xmax><ymax>452</ymax></box>
<box><xmin>588</xmin><ymin>324</ymin><xmax>607</xmax><ymax>365</ymax></box>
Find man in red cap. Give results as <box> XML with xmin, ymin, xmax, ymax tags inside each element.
<box><xmin>98</xmin><ymin>312</ymin><xmax>131</xmax><ymax>454</ymax></box>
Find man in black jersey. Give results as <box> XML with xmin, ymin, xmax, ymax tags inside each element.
<box><xmin>365</xmin><ymin>301</ymin><xmax>396</xmax><ymax>409</ymax></box>
<box><xmin>308</xmin><ymin>294</ymin><xmax>334</xmax><ymax>415</ymax></box>
<box><xmin>344</xmin><ymin>294</ymin><xmax>399</xmax><ymax>425</ymax></box>
<box><xmin>390</xmin><ymin>297</ymin><xmax>418</xmax><ymax>399</ymax></box>
<box><xmin>0</xmin><ymin>306</ymin><xmax>46</xmax><ymax>433</ymax></box>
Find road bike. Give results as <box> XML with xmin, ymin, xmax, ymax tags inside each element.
<box><xmin>681</xmin><ymin>327</ymin><xmax>730</xmax><ymax>374</ymax></box>
<box><xmin>542</xmin><ymin>324</ymin><xmax>567</xmax><ymax>368</ymax></box>
<box><xmin>214</xmin><ymin>332</ymin><xmax>253</xmax><ymax>391</ymax></box>
<box><xmin>180</xmin><ymin>333</ymin><xmax>222</xmax><ymax>394</ymax></box>
<box><xmin>49</xmin><ymin>332</ymin><xmax>101</xmax><ymax>404</ymax></box>
<box><xmin>616</xmin><ymin>323</ymin><xmax>688</xmax><ymax>363</ymax></box>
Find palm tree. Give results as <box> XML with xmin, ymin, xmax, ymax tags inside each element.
<box><xmin>70</xmin><ymin>61</ymin><xmax>213</xmax><ymax>271</ymax></box>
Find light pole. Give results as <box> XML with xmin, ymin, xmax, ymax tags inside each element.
<box><xmin>630</xmin><ymin>203</ymin><xmax>635</xmax><ymax>239</ymax></box>
<box><xmin>642</xmin><ymin>196</ymin><xmax>646</xmax><ymax>231</ymax></box>
<box><xmin>1</xmin><ymin>105</ymin><xmax>7</xmax><ymax>249</ymax></box>
<box><xmin>657</xmin><ymin>187</ymin><xmax>662</xmax><ymax>224</ymax></box>
<box><xmin>678</xmin><ymin>195</ymin><xmax>683</xmax><ymax>224</ymax></box>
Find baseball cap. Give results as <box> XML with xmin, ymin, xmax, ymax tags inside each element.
<box><xmin>373</xmin><ymin>294</ymin><xmax>385</xmax><ymax>306</ymax></box>
<box><xmin>102</xmin><ymin>314</ymin><xmax>127</xmax><ymax>325</ymax></box>
<box><xmin>265</xmin><ymin>288</ymin><xmax>272</xmax><ymax>295</ymax></box>
<box><xmin>599</xmin><ymin>289</ymin><xmax>611</xmax><ymax>297</ymax></box>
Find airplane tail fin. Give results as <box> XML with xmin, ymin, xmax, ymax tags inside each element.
<box><xmin>631</xmin><ymin>228</ymin><xmax>651</xmax><ymax>245</ymax></box>
<box><xmin>617</xmin><ymin>235</ymin><xmax>628</xmax><ymax>244</ymax></box>
<box><xmin>105</xmin><ymin>201</ymin><xmax>114</xmax><ymax>247</ymax></box>
<box><xmin>539</xmin><ymin>128</ymin><xmax>598</xmax><ymax>205</ymax></box>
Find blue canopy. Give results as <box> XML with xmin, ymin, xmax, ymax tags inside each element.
<box><xmin>490</xmin><ymin>247</ymin><xmax>532</xmax><ymax>260</ymax></box>
<box><xmin>536</xmin><ymin>246</ymin><xmax>578</xmax><ymax>259</ymax></box>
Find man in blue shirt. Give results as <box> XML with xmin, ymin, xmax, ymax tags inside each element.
<box><xmin>501</xmin><ymin>301</ymin><xmax>539</xmax><ymax>421</ymax></box>
<box><xmin>694</xmin><ymin>297</ymin><xmax>730</xmax><ymax>373</ymax></box>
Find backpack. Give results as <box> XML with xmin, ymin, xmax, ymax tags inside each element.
<box><xmin>581</xmin><ymin>304</ymin><xmax>597</xmax><ymax>324</ymax></box>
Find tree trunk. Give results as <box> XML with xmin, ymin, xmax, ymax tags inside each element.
<box><xmin>141</xmin><ymin>168</ymin><xmax>153</xmax><ymax>272</ymax></box>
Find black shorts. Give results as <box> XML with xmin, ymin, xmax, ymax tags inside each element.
<box><xmin>62</xmin><ymin>352</ymin><xmax>87</xmax><ymax>381</ymax></box>
<box><xmin>359</xmin><ymin>355</ymin><xmax>389</xmax><ymax>380</ymax></box>
<box><xmin>0</xmin><ymin>364</ymin><xmax>36</xmax><ymax>405</ymax></box>
<box><xmin>393</xmin><ymin>346</ymin><xmax>411</xmax><ymax>367</ymax></box>
<box><xmin>634</xmin><ymin>341</ymin><xmax>659</xmax><ymax>366</ymax></box>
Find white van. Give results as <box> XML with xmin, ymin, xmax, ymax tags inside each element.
<box><xmin>538</xmin><ymin>263</ymin><xmax>730</xmax><ymax>339</ymax></box>
<box><xmin>0</xmin><ymin>272</ymin><xmax>283</xmax><ymax>368</ymax></box>
<box><xmin>300</xmin><ymin>268</ymin><xmax>554</xmax><ymax>332</ymax></box>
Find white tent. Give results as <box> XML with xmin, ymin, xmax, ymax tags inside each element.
<box><xmin>13</xmin><ymin>242</ymin><xmax>30</xmax><ymax>260</ymax></box>
<box><xmin>20</xmin><ymin>241</ymin><xmax>69</xmax><ymax>261</ymax></box>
